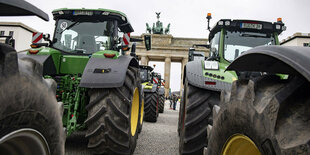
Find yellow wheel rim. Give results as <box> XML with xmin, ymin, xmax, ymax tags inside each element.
<box><xmin>222</xmin><ymin>134</ymin><xmax>261</xmax><ymax>155</ymax></box>
<box><xmin>140</xmin><ymin>99</ymin><xmax>144</xmax><ymax>125</ymax></box>
<box><xmin>130</xmin><ymin>88</ymin><xmax>139</xmax><ymax>136</ymax></box>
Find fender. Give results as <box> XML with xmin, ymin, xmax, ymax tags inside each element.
<box><xmin>185</xmin><ymin>60</ymin><xmax>231</xmax><ymax>92</ymax></box>
<box><xmin>227</xmin><ymin>46</ymin><xmax>310</xmax><ymax>82</ymax></box>
<box><xmin>158</xmin><ymin>87</ymin><xmax>165</xmax><ymax>95</ymax></box>
<box><xmin>18</xmin><ymin>53</ymin><xmax>57</xmax><ymax>75</ymax></box>
<box><xmin>80</xmin><ymin>55</ymin><xmax>139</xmax><ymax>88</ymax></box>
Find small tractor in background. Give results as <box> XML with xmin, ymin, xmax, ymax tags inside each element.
<box><xmin>139</xmin><ymin>65</ymin><xmax>159</xmax><ymax>122</ymax></box>
<box><xmin>0</xmin><ymin>0</ymin><xmax>64</xmax><ymax>154</ymax></box>
<box><xmin>179</xmin><ymin>13</ymin><xmax>290</xmax><ymax>155</ymax></box>
<box><xmin>19</xmin><ymin>8</ymin><xmax>151</xmax><ymax>154</ymax></box>
<box><xmin>152</xmin><ymin>72</ymin><xmax>165</xmax><ymax>113</ymax></box>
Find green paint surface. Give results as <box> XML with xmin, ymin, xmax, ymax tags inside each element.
<box><xmin>60</xmin><ymin>55</ymin><xmax>89</xmax><ymax>74</ymax></box>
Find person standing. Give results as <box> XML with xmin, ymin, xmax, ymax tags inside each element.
<box><xmin>172</xmin><ymin>94</ymin><xmax>178</xmax><ymax>110</ymax></box>
<box><xmin>169</xmin><ymin>95</ymin><xmax>173</xmax><ymax>109</ymax></box>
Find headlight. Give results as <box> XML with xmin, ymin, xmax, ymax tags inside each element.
<box><xmin>218</xmin><ymin>21</ymin><xmax>224</xmax><ymax>26</ymax></box>
<box><xmin>102</xmin><ymin>11</ymin><xmax>110</xmax><ymax>15</ymax></box>
<box><xmin>204</xmin><ymin>61</ymin><xmax>219</xmax><ymax>70</ymax></box>
<box><xmin>225</xmin><ymin>21</ymin><xmax>230</xmax><ymax>26</ymax></box>
<box><xmin>275</xmin><ymin>24</ymin><xmax>281</xmax><ymax>30</ymax></box>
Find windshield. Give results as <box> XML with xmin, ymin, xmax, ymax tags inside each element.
<box><xmin>53</xmin><ymin>19</ymin><xmax>117</xmax><ymax>54</ymax></box>
<box><xmin>224</xmin><ymin>31</ymin><xmax>275</xmax><ymax>62</ymax></box>
<box><xmin>140</xmin><ymin>70</ymin><xmax>149</xmax><ymax>83</ymax></box>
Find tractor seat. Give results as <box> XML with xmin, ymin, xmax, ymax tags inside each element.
<box><xmin>77</xmin><ymin>35</ymin><xmax>97</xmax><ymax>53</ymax></box>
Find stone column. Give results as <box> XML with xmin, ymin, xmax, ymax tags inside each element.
<box><xmin>164</xmin><ymin>57</ymin><xmax>171</xmax><ymax>97</ymax></box>
<box><xmin>140</xmin><ymin>55</ymin><xmax>149</xmax><ymax>66</ymax></box>
<box><xmin>180</xmin><ymin>57</ymin><xmax>188</xmax><ymax>95</ymax></box>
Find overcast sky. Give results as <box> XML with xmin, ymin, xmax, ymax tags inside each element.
<box><xmin>1</xmin><ymin>0</ymin><xmax>309</xmax><ymax>91</ymax></box>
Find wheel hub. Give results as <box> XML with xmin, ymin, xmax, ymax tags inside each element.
<box><xmin>140</xmin><ymin>99</ymin><xmax>144</xmax><ymax>125</ymax></box>
<box><xmin>130</xmin><ymin>88</ymin><xmax>139</xmax><ymax>136</ymax></box>
<box><xmin>222</xmin><ymin>134</ymin><xmax>261</xmax><ymax>155</ymax></box>
<box><xmin>0</xmin><ymin>128</ymin><xmax>50</xmax><ymax>155</ymax></box>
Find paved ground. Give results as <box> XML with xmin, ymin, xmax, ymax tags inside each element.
<box><xmin>65</xmin><ymin>100</ymin><xmax>180</xmax><ymax>155</ymax></box>
<box><xmin>134</xmin><ymin>101</ymin><xmax>179</xmax><ymax>155</ymax></box>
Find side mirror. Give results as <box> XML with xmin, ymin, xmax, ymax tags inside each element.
<box><xmin>188</xmin><ymin>48</ymin><xmax>195</xmax><ymax>62</ymax></box>
<box><xmin>43</xmin><ymin>33</ymin><xmax>53</xmax><ymax>45</ymax></box>
<box><xmin>9</xmin><ymin>39</ymin><xmax>15</xmax><ymax>48</ymax></box>
<box><xmin>130</xmin><ymin>43</ymin><xmax>136</xmax><ymax>57</ymax></box>
<box><xmin>43</xmin><ymin>33</ymin><xmax>50</xmax><ymax>40</ymax></box>
<box><xmin>144</xmin><ymin>35</ymin><xmax>151</xmax><ymax>51</ymax></box>
<box><xmin>193</xmin><ymin>44</ymin><xmax>210</xmax><ymax>49</ymax></box>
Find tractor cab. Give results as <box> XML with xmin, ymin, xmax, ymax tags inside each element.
<box><xmin>207</xmin><ymin>14</ymin><xmax>286</xmax><ymax>65</ymax></box>
<box><xmin>32</xmin><ymin>8</ymin><xmax>150</xmax><ymax>56</ymax></box>
<box><xmin>51</xmin><ymin>9</ymin><xmax>132</xmax><ymax>54</ymax></box>
<box><xmin>139</xmin><ymin>65</ymin><xmax>154</xmax><ymax>83</ymax></box>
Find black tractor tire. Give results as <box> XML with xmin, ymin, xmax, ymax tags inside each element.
<box><xmin>85</xmin><ymin>66</ymin><xmax>140</xmax><ymax>155</ymax></box>
<box><xmin>179</xmin><ymin>78</ymin><xmax>220</xmax><ymax>155</ymax></box>
<box><xmin>144</xmin><ymin>90</ymin><xmax>159</xmax><ymax>122</ymax></box>
<box><xmin>178</xmin><ymin>90</ymin><xmax>185</xmax><ymax>137</ymax></box>
<box><xmin>207</xmin><ymin>75</ymin><xmax>310</xmax><ymax>155</ymax></box>
<box><xmin>0</xmin><ymin>48</ymin><xmax>64</xmax><ymax>155</ymax></box>
<box><xmin>158</xmin><ymin>94</ymin><xmax>165</xmax><ymax>113</ymax></box>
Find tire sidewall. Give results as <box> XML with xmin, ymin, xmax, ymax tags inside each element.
<box><xmin>0</xmin><ymin>74</ymin><xmax>64</xmax><ymax>155</ymax></box>
<box><xmin>208</xmin><ymin>99</ymin><xmax>278</xmax><ymax>155</ymax></box>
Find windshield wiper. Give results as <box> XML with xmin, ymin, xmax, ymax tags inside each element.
<box><xmin>60</xmin><ymin>21</ymin><xmax>80</xmax><ymax>34</ymax></box>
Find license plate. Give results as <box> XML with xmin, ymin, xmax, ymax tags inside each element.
<box><xmin>240</xmin><ymin>23</ymin><xmax>262</xmax><ymax>30</ymax></box>
<box><xmin>73</xmin><ymin>10</ymin><xmax>93</xmax><ymax>16</ymax></box>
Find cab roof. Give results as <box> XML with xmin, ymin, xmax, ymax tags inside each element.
<box><xmin>139</xmin><ymin>65</ymin><xmax>154</xmax><ymax>71</ymax></box>
<box><xmin>52</xmin><ymin>8</ymin><xmax>133</xmax><ymax>33</ymax></box>
<box><xmin>209</xmin><ymin>19</ymin><xmax>285</xmax><ymax>41</ymax></box>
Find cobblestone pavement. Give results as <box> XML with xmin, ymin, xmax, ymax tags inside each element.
<box><xmin>65</xmin><ymin>100</ymin><xmax>180</xmax><ymax>155</ymax></box>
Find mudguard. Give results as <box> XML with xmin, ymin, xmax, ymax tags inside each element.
<box><xmin>227</xmin><ymin>46</ymin><xmax>310</xmax><ymax>82</ymax></box>
<box><xmin>18</xmin><ymin>53</ymin><xmax>57</xmax><ymax>75</ymax></box>
<box><xmin>185</xmin><ymin>60</ymin><xmax>231</xmax><ymax>92</ymax></box>
<box><xmin>80</xmin><ymin>55</ymin><xmax>139</xmax><ymax>88</ymax></box>
<box><xmin>0</xmin><ymin>0</ymin><xmax>49</xmax><ymax>21</ymax></box>
<box><xmin>158</xmin><ymin>87</ymin><xmax>165</xmax><ymax>95</ymax></box>
<box><xmin>143</xmin><ymin>85</ymin><xmax>157</xmax><ymax>93</ymax></box>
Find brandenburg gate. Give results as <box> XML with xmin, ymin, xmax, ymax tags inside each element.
<box><xmin>134</xmin><ymin>12</ymin><xmax>209</xmax><ymax>97</ymax></box>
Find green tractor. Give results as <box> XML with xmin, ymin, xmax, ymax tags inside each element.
<box><xmin>20</xmin><ymin>8</ymin><xmax>151</xmax><ymax>154</ymax></box>
<box><xmin>0</xmin><ymin>0</ymin><xmax>64</xmax><ymax>155</ymax></box>
<box><xmin>179</xmin><ymin>13</ymin><xmax>287</xmax><ymax>154</ymax></box>
<box><xmin>207</xmin><ymin>24</ymin><xmax>310</xmax><ymax>155</ymax></box>
<box><xmin>139</xmin><ymin>65</ymin><xmax>159</xmax><ymax>122</ymax></box>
